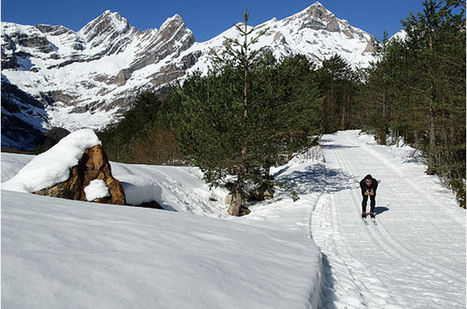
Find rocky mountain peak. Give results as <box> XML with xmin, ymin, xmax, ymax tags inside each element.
<box><xmin>307</xmin><ymin>3</ymin><xmax>333</xmax><ymax>20</ymax></box>
<box><xmin>78</xmin><ymin>10</ymin><xmax>135</xmax><ymax>50</ymax></box>
<box><xmin>120</xmin><ymin>14</ymin><xmax>194</xmax><ymax>87</ymax></box>
<box><xmin>160</xmin><ymin>14</ymin><xmax>184</xmax><ymax>30</ymax></box>
<box><xmin>80</xmin><ymin>10</ymin><xmax>130</xmax><ymax>34</ymax></box>
<box><xmin>289</xmin><ymin>1</ymin><xmax>340</xmax><ymax>32</ymax></box>
<box><xmin>158</xmin><ymin>14</ymin><xmax>192</xmax><ymax>42</ymax></box>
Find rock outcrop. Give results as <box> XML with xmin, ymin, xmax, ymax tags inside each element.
<box><xmin>34</xmin><ymin>145</ymin><xmax>126</xmax><ymax>205</ymax></box>
<box><xmin>226</xmin><ymin>192</ymin><xmax>251</xmax><ymax>217</ymax></box>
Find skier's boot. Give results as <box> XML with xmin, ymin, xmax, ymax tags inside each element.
<box><xmin>370</xmin><ymin>212</ymin><xmax>375</xmax><ymax>219</ymax></box>
<box><xmin>361</xmin><ymin>211</ymin><xmax>367</xmax><ymax>218</ymax></box>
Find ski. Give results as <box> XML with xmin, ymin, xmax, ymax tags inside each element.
<box><xmin>371</xmin><ymin>218</ymin><xmax>378</xmax><ymax>226</ymax></box>
<box><xmin>362</xmin><ymin>217</ymin><xmax>369</xmax><ymax>225</ymax></box>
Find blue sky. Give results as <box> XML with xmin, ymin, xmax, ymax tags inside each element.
<box><xmin>2</xmin><ymin>0</ymin><xmax>425</xmax><ymax>41</ymax></box>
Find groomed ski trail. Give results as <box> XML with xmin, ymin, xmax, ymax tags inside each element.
<box><xmin>311</xmin><ymin>131</ymin><xmax>466</xmax><ymax>309</ymax></box>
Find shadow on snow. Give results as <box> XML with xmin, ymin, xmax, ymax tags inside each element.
<box><xmin>274</xmin><ymin>162</ymin><xmax>355</xmax><ymax>195</ymax></box>
<box><xmin>375</xmin><ymin>206</ymin><xmax>390</xmax><ymax>215</ymax></box>
<box><xmin>319</xmin><ymin>139</ymin><xmax>359</xmax><ymax>150</ymax></box>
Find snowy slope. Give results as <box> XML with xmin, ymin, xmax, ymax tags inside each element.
<box><xmin>1</xmin><ymin>151</ymin><xmax>324</xmax><ymax>308</ymax></box>
<box><xmin>2</xmin><ymin>130</ymin><xmax>465</xmax><ymax>308</ymax></box>
<box><xmin>1</xmin><ymin>190</ymin><xmax>323</xmax><ymax>309</ymax></box>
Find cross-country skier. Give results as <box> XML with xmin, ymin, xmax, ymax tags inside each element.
<box><xmin>360</xmin><ymin>174</ymin><xmax>378</xmax><ymax>218</ymax></box>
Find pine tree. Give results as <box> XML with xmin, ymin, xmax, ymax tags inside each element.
<box><xmin>357</xmin><ymin>31</ymin><xmax>391</xmax><ymax>144</ymax></box>
<box><xmin>318</xmin><ymin>55</ymin><xmax>358</xmax><ymax>133</ymax></box>
<box><xmin>172</xmin><ymin>9</ymin><xmax>323</xmax><ymax>215</ymax></box>
<box><xmin>401</xmin><ymin>0</ymin><xmax>465</xmax><ymax>206</ymax></box>
<box><xmin>207</xmin><ymin>8</ymin><xmax>271</xmax><ymax>215</ymax></box>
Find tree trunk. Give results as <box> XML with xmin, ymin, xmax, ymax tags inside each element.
<box><xmin>381</xmin><ymin>87</ymin><xmax>387</xmax><ymax>145</ymax></box>
<box><xmin>238</xmin><ymin>15</ymin><xmax>249</xmax><ymax>213</ymax></box>
<box><xmin>429</xmin><ymin>106</ymin><xmax>436</xmax><ymax>148</ymax></box>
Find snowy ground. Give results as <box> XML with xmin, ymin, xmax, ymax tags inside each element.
<box><xmin>310</xmin><ymin>131</ymin><xmax>466</xmax><ymax>308</ymax></box>
<box><xmin>2</xmin><ymin>130</ymin><xmax>465</xmax><ymax>308</ymax></box>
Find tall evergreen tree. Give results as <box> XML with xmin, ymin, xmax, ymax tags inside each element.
<box><xmin>401</xmin><ymin>0</ymin><xmax>465</xmax><ymax>206</ymax></box>
<box><xmin>318</xmin><ymin>55</ymin><xmax>358</xmax><ymax>133</ymax></box>
<box><xmin>357</xmin><ymin>31</ymin><xmax>392</xmax><ymax>144</ymax></box>
<box><xmin>172</xmin><ymin>10</ymin><xmax>323</xmax><ymax>215</ymax></box>
<box><xmin>211</xmin><ymin>8</ymin><xmax>268</xmax><ymax>215</ymax></box>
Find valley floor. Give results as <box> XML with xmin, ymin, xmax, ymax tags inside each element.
<box><xmin>2</xmin><ymin>130</ymin><xmax>465</xmax><ymax>308</ymax></box>
<box><xmin>243</xmin><ymin>130</ymin><xmax>466</xmax><ymax>308</ymax></box>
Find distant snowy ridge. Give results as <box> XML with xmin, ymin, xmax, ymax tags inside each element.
<box><xmin>1</xmin><ymin>2</ymin><xmax>376</xmax><ymax>150</ymax></box>
<box><xmin>182</xmin><ymin>2</ymin><xmax>376</xmax><ymax>76</ymax></box>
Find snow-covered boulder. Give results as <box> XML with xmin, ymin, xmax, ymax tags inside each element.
<box><xmin>3</xmin><ymin>129</ymin><xmax>126</xmax><ymax>205</ymax></box>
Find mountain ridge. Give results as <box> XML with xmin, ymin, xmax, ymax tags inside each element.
<box><xmin>1</xmin><ymin>2</ymin><xmax>376</xmax><ymax>150</ymax></box>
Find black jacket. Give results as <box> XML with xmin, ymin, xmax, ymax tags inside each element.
<box><xmin>360</xmin><ymin>177</ymin><xmax>378</xmax><ymax>195</ymax></box>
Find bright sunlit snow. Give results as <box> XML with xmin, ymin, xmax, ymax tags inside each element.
<box><xmin>2</xmin><ymin>130</ymin><xmax>465</xmax><ymax>308</ymax></box>
<box><xmin>84</xmin><ymin>179</ymin><xmax>110</xmax><ymax>201</ymax></box>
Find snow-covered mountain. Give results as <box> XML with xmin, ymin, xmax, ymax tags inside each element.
<box><xmin>184</xmin><ymin>3</ymin><xmax>376</xmax><ymax>75</ymax></box>
<box><xmin>1</xmin><ymin>11</ymin><xmax>195</xmax><ymax>150</ymax></box>
<box><xmin>1</xmin><ymin>2</ymin><xmax>376</xmax><ymax>150</ymax></box>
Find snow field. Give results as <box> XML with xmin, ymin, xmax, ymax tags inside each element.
<box><xmin>1</xmin><ymin>130</ymin><xmax>465</xmax><ymax>308</ymax></box>
<box><xmin>1</xmin><ymin>190</ymin><xmax>323</xmax><ymax>309</ymax></box>
<box><xmin>1</xmin><ymin>143</ymin><xmax>324</xmax><ymax>308</ymax></box>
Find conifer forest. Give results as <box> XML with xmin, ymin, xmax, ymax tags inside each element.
<box><xmin>98</xmin><ymin>0</ymin><xmax>466</xmax><ymax>208</ymax></box>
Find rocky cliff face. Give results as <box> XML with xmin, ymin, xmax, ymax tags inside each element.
<box><xmin>1</xmin><ymin>2</ymin><xmax>376</xmax><ymax>150</ymax></box>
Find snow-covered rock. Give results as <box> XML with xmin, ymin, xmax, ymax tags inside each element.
<box><xmin>2</xmin><ymin>129</ymin><xmax>127</xmax><ymax>205</ymax></box>
<box><xmin>2</xmin><ymin>129</ymin><xmax>102</xmax><ymax>193</ymax></box>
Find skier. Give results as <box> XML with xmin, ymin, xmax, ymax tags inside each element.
<box><xmin>360</xmin><ymin>174</ymin><xmax>378</xmax><ymax>219</ymax></box>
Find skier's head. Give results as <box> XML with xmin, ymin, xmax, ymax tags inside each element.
<box><xmin>364</xmin><ymin>174</ymin><xmax>373</xmax><ymax>184</ymax></box>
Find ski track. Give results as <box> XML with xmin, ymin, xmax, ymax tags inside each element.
<box><xmin>311</xmin><ymin>131</ymin><xmax>466</xmax><ymax>309</ymax></box>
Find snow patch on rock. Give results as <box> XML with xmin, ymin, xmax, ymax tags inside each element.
<box><xmin>84</xmin><ymin>179</ymin><xmax>110</xmax><ymax>201</ymax></box>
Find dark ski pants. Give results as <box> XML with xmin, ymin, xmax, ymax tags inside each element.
<box><xmin>362</xmin><ymin>194</ymin><xmax>376</xmax><ymax>213</ymax></box>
